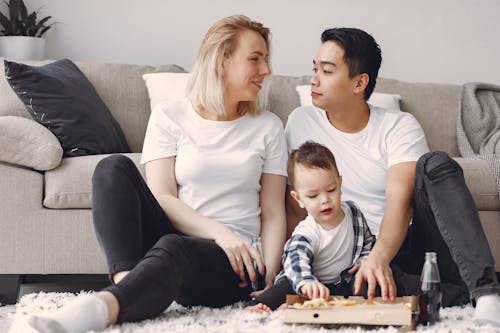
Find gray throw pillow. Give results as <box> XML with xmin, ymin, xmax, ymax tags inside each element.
<box><xmin>4</xmin><ymin>58</ymin><xmax>130</xmax><ymax>157</ymax></box>
<box><xmin>0</xmin><ymin>116</ymin><xmax>63</xmax><ymax>170</ymax></box>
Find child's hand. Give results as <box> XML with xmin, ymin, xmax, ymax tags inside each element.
<box><xmin>245</xmin><ymin>303</ymin><xmax>272</xmax><ymax>313</ymax></box>
<box><xmin>299</xmin><ymin>281</ymin><xmax>330</xmax><ymax>300</ymax></box>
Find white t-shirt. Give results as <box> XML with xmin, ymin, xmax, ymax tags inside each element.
<box><xmin>293</xmin><ymin>202</ymin><xmax>354</xmax><ymax>286</ymax></box>
<box><xmin>141</xmin><ymin>99</ymin><xmax>288</xmax><ymax>241</ymax></box>
<box><xmin>285</xmin><ymin>105</ymin><xmax>429</xmax><ymax>235</ymax></box>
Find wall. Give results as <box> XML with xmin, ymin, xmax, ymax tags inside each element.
<box><xmin>8</xmin><ymin>0</ymin><xmax>500</xmax><ymax>85</ymax></box>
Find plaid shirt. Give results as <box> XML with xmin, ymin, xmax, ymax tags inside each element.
<box><xmin>275</xmin><ymin>200</ymin><xmax>375</xmax><ymax>293</ymax></box>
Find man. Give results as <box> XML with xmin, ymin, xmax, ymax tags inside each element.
<box><xmin>284</xmin><ymin>27</ymin><xmax>500</xmax><ymax>325</ymax></box>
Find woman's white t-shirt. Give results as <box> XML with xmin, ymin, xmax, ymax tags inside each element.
<box><xmin>141</xmin><ymin>99</ymin><xmax>288</xmax><ymax>241</ymax></box>
<box><xmin>285</xmin><ymin>105</ymin><xmax>429</xmax><ymax>236</ymax></box>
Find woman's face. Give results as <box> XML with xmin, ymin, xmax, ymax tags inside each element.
<box><xmin>222</xmin><ymin>29</ymin><xmax>271</xmax><ymax>104</ymax></box>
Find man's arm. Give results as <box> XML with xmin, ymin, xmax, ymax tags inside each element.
<box><xmin>285</xmin><ymin>185</ymin><xmax>307</xmax><ymax>238</ymax></box>
<box><xmin>354</xmin><ymin>161</ymin><xmax>415</xmax><ymax>301</ymax></box>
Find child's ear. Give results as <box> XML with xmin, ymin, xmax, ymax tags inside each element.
<box><xmin>290</xmin><ymin>190</ymin><xmax>305</xmax><ymax>208</ymax></box>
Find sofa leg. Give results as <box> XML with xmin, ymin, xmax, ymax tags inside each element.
<box><xmin>0</xmin><ymin>274</ymin><xmax>21</xmax><ymax>306</ymax></box>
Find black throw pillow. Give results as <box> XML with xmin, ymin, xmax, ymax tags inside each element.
<box><xmin>4</xmin><ymin>59</ymin><xmax>130</xmax><ymax>157</ymax></box>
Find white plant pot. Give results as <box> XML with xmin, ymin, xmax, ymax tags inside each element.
<box><xmin>0</xmin><ymin>36</ymin><xmax>45</xmax><ymax>60</ymax></box>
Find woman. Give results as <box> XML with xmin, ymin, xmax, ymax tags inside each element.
<box><xmin>29</xmin><ymin>15</ymin><xmax>287</xmax><ymax>333</ymax></box>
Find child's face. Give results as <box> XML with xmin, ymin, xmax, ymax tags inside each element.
<box><xmin>291</xmin><ymin>164</ymin><xmax>343</xmax><ymax>228</ymax></box>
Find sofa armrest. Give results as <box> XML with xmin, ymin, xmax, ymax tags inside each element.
<box><xmin>0</xmin><ymin>116</ymin><xmax>63</xmax><ymax>171</ymax></box>
<box><xmin>454</xmin><ymin>157</ymin><xmax>500</xmax><ymax>211</ymax></box>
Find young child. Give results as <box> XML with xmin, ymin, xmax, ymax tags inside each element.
<box><xmin>247</xmin><ymin>141</ymin><xmax>375</xmax><ymax>312</ymax></box>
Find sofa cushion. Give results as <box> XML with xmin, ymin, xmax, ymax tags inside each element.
<box><xmin>266</xmin><ymin>75</ymin><xmax>312</xmax><ymax>125</ymax></box>
<box><xmin>375</xmin><ymin>78</ymin><xmax>461</xmax><ymax>156</ymax></box>
<box><xmin>455</xmin><ymin>157</ymin><xmax>500</xmax><ymax>210</ymax></box>
<box><xmin>4</xmin><ymin>59</ymin><xmax>131</xmax><ymax>157</ymax></box>
<box><xmin>143</xmin><ymin>72</ymin><xmax>190</xmax><ymax>110</ymax></box>
<box><xmin>44</xmin><ymin>153</ymin><xmax>145</xmax><ymax>209</ymax></box>
<box><xmin>0</xmin><ymin>116</ymin><xmax>63</xmax><ymax>170</ymax></box>
<box><xmin>295</xmin><ymin>84</ymin><xmax>402</xmax><ymax>110</ymax></box>
<box><xmin>0</xmin><ymin>58</ymin><xmax>187</xmax><ymax>153</ymax></box>
<box><xmin>70</xmin><ymin>62</ymin><xmax>187</xmax><ymax>152</ymax></box>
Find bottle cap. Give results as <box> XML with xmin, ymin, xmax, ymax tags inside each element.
<box><xmin>425</xmin><ymin>252</ymin><xmax>437</xmax><ymax>260</ymax></box>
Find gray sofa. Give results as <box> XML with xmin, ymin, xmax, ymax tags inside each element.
<box><xmin>1</xmin><ymin>59</ymin><xmax>499</xmax><ymax>304</ymax></box>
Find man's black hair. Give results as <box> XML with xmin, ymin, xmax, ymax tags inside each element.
<box><xmin>321</xmin><ymin>28</ymin><xmax>382</xmax><ymax>100</ymax></box>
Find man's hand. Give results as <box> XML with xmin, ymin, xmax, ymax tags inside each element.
<box><xmin>353</xmin><ymin>253</ymin><xmax>396</xmax><ymax>301</ymax></box>
<box><xmin>299</xmin><ymin>281</ymin><xmax>330</xmax><ymax>300</ymax></box>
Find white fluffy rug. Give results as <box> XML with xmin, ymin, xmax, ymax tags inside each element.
<box><xmin>6</xmin><ymin>292</ymin><xmax>500</xmax><ymax>333</ymax></box>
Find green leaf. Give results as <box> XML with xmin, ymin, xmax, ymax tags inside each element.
<box><xmin>37</xmin><ymin>15</ymin><xmax>51</xmax><ymax>26</ymax></box>
<box><xmin>0</xmin><ymin>11</ymin><xmax>10</xmax><ymax>30</ymax></box>
<box><xmin>27</xmin><ymin>11</ymin><xmax>35</xmax><ymax>26</ymax></box>
<box><xmin>19</xmin><ymin>0</ymin><xmax>27</xmax><ymax>21</ymax></box>
<box><xmin>9</xmin><ymin>0</ymin><xmax>19</xmax><ymax>33</ymax></box>
<box><xmin>9</xmin><ymin>0</ymin><xmax>17</xmax><ymax>19</ymax></box>
<box><xmin>13</xmin><ymin>17</ymin><xmax>23</xmax><ymax>35</ymax></box>
<box><xmin>0</xmin><ymin>0</ymin><xmax>53</xmax><ymax>36</ymax></box>
<box><xmin>37</xmin><ymin>24</ymin><xmax>50</xmax><ymax>37</ymax></box>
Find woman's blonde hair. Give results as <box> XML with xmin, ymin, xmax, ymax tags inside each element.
<box><xmin>187</xmin><ymin>15</ymin><xmax>270</xmax><ymax>117</ymax></box>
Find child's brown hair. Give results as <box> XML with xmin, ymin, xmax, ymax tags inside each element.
<box><xmin>287</xmin><ymin>141</ymin><xmax>339</xmax><ymax>189</ymax></box>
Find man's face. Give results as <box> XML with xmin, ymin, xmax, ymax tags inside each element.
<box><xmin>309</xmin><ymin>41</ymin><xmax>359</xmax><ymax>112</ymax></box>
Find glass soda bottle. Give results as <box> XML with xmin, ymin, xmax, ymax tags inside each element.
<box><xmin>418</xmin><ymin>252</ymin><xmax>442</xmax><ymax>325</ymax></box>
<box><xmin>251</xmin><ymin>236</ymin><xmax>266</xmax><ymax>291</ymax></box>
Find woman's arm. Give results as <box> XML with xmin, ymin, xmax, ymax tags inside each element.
<box><xmin>145</xmin><ymin>157</ymin><xmax>229</xmax><ymax>238</ymax></box>
<box><xmin>259</xmin><ymin>173</ymin><xmax>287</xmax><ymax>287</ymax></box>
<box><xmin>145</xmin><ymin>156</ymin><xmax>257</xmax><ymax>284</ymax></box>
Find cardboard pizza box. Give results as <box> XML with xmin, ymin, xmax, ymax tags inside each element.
<box><xmin>284</xmin><ymin>295</ymin><xmax>418</xmax><ymax>331</ymax></box>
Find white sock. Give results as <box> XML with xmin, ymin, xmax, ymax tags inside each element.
<box><xmin>28</xmin><ymin>294</ymin><xmax>109</xmax><ymax>333</ymax></box>
<box><xmin>473</xmin><ymin>294</ymin><xmax>500</xmax><ymax>327</ymax></box>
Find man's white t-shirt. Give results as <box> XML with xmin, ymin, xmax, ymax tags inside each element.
<box><xmin>293</xmin><ymin>202</ymin><xmax>355</xmax><ymax>285</ymax></box>
<box><xmin>285</xmin><ymin>105</ymin><xmax>429</xmax><ymax>235</ymax></box>
<box><xmin>141</xmin><ymin>99</ymin><xmax>288</xmax><ymax>241</ymax></box>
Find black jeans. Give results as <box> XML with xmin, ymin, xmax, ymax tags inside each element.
<box><xmin>249</xmin><ymin>276</ymin><xmax>356</xmax><ymax>310</ymax></box>
<box><xmin>392</xmin><ymin>151</ymin><xmax>500</xmax><ymax>306</ymax></box>
<box><xmin>92</xmin><ymin>155</ymin><xmax>252</xmax><ymax>323</ymax></box>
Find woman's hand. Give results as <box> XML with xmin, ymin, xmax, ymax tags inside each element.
<box><xmin>214</xmin><ymin>229</ymin><xmax>265</xmax><ymax>287</ymax></box>
<box><xmin>299</xmin><ymin>281</ymin><xmax>330</xmax><ymax>300</ymax></box>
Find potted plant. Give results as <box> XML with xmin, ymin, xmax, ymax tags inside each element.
<box><xmin>0</xmin><ymin>0</ymin><xmax>54</xmax><ymax>60</ymax></box>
